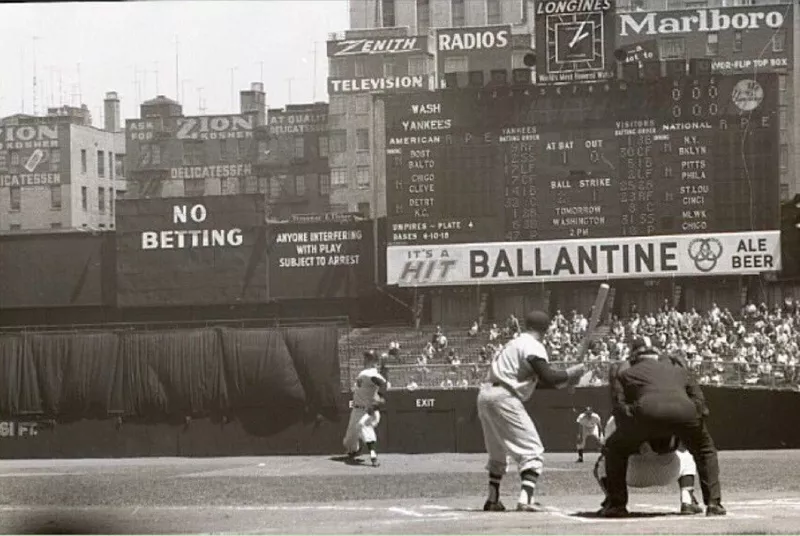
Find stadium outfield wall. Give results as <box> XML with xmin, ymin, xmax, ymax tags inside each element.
<box><xmin>0</xmin><ymin>386</ymin><xmax>797</xmax><ymax>458</ymax></box>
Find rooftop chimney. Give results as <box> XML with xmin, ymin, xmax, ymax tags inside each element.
<box><xmin>240</xmin><ymin>82</ymin><xmax>266</xmax><ymax>126</ymax></box>
<box><xmin>104</xmin><ymin>91</ymin><xmax>121</xmax><ymax>132</ymax></box>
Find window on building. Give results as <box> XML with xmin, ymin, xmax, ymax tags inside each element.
<box><xmin>382</xmin><ymin>0</ymin><xmax>396</xmax><ymax>27</ymax></box>
<box><xmin>81</xmin><ymin>186</ymin><xmax>88</xmax><ymax>211</ymax></box>
<box><xmin>238</xmin><ymin>138</ymin><xmax>251</xmax><ymax>159</ymax></box>
<box><xmin>772</xmin><ymin>29</ymin><xmax>787</xmax><ymax>52</ymax></box>
<box><xmin>779</xmin><ymin>74</ymin><xmax>787</xmax><ymax>92</ymax></box>
<box><xmin>660</xmin><ymin>37</ymin><xmax>685</xmax><ymax>59</ymax></box>
<box><xmin>220</xmin><ymin>139</ymin><xmax>233</xmax><ymax>162</ymax></box>
<box><xmin>356</xmin><ymin>166</ymin><xmax>370</xmax><ymax>189</ymax></box>
<box><xmin>357</xmin><ymin>202</ymin><xmax>371</xmax><ymax>217</ymax></box>
<box><xmin>97</xmin><ymin>150</ymin><xmax>105</xmax><ymax>177</ymax></box>
<box><xmin>50</xmin><ymin>149</ymin><xmax>61</xmax><ymax>172</ymax></box>
<box><xmin>330</xmin><ymin>130</ymin><xmax>347</xmax><ymax>153</ymax></box>
<box><xmin>293</xmin><ymin>136</ymin><xmax>305</xmax><ymax>159</ymax></box>
<box><xmin>329</xmin><ymin>58</ymin><xmax>346</xmax><ymax>78</ymax></box>
<box><xmin>9</xmin><ymin>150</ymin><xmax>19</xmax><ymax>167</ymax></box>
<box><xmin>781</xmin><ymin>183</ymin><xmax>790</xmax><ymax>202</ymax></box>
<box><xmin>319</xmin><ymin>173</ymin><xmax>331</xmax><ymax>195</ymax></box>
<box><xmin>98</xmin><ymin>187</ymin><xmax>106</xmax><ymax>213</ymax></box>
<box><xmin>318</xmin><ymin>136</ymin><xmax>329</xmax><ymax>157</ymax></box>
<box><xmin>115</xmin><ymin>154</ymin><xmax>124</xmax><ymax>177</ymax></box>
<box><xmin>780</xmin><ymin>145</ymin><xmax>789</xmax><ymax>170</ymax></box>
<box><xmin>329</xmin><ymin>95</ymin><xmax>346</xmax><ymax>115</ymax></box>
<box><xmin>780</xmin><ymin>106</ymin><xmax>788</xmax><ymax>131</ymax></box>
<box><xmin>331</xmin><ymin>168</ymin><xmax>348</xmax><ymax>188</ymax></box>
<box><xmin>383</xmin><ymin>60</ymin><xmax>395</xmax><ymax>78</ymax></box>
<box><xmin>295</xmin><ymin>175</ymin><xmax>306</xmax><ymax>196</ymax></box>
<box><xmin>50</xmin><ymin>185</ymin><xmax>61</xmax><ymax>210</ymax></box>
<box><xmin>355</xmin><ymin>95</ymin><xmax>370</xmax><ymax>115</ymax></box>
<box><xmin>9</xmin><ymin>224</ymin><xmax>21</xmax><ymax>231</ymax></box>
<box><xmin>50</xmin><ymin>223</ymin><xmax>62</xmax><ymax>230</ymax></box>
<box><xmin>733</xmin><ymin>31</ymin><xmax>743</xmax><ymax>53</ymax></box>
<box><xmin>150</xmin><ymin>145</ymin><xmax>162</xmax><ymax>165</ymax></box>
<box><xmin>356</xmin><ymin>129</ymin><xmax>370</xmax><ymax>152</ymax></box>
<box><xmin>330</xmin><ymin>203</ymin><xmax>349</xmax><ymax>214</ymax></box>
<box><xmin>452</xmin><ymin>0</ymin><xmax>465</xmax><ymax>27</ymax></box>
<box><xmin>184</xmin><ymin>179</ymin><xmax>206</xmax><ymax>197</ymax></box>
<box><xmin>706</xmin><ymin>33</ymin><xmax>719</xmax><ymax>56</ymax></box>
<box><xmin>408</xmin><ymin>56</ymin><xmax>429</xmax><ymax>76</ymax></box>
<box><xmin>221</xmin><ymin>177</ymin><xmax>237</xmax><ymax>195</ymax></box>
<box><xmin>487</xmin><ymin>0</ymin><xmax>502</xmax><ymax>24</ymax></box>
<box><xmin>110</xmin><ymin>188</ymin><xmax>114</xmax><ymax>216</ymax></box>
<box><xmin>10</xmin><ymin>187</ymin><xmax>21</xmax><ymax>211</ymax></box>
<box><xmin>417</xmin><ymin>0</ymin><xmax>430</xmax><ymax>33</ymax></box>
<box><xmin>269</xmin><ymin>176</ymin><xmax>284</xmax><ymax>201</ymax></box>
<box><xmin>81</xmin><ymin>149</ymin><xmax>87</xmax><ymax>173</ymax></box>
<box><xmin>109</xmin><ymin>152</ymin><xmax>114</xmax><ymax>179</ymax></box>
<box><xmin>183</xmin><ymin>142</ymin><xmax>204</xmax><ymax>166</ymax></box>
<box><xmin>444</xmin><ymin>56</ymin><xmax>469</xmax><ymax>73</ymax></box>
<box><xmin>354</xmin><ymin>58</ymin><xmax>365</xmax><ymax>78</ymax></box>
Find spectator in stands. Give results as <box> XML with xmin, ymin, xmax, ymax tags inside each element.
<box><xmin>433</xmin><ymin>326</ymin><xmax>448</xmax><ymax>353</ymax></box>
<box><xmin>468</xmin><ymin>321</ymin><xmax>480</xmax><ymax>337</ymax></box>
<box><xmin>447</xmin><ymin>349</ymin><xmax>461</xmax><ymax>368</ymax></box>
<box><xmin>388</xmin><ymin>340</ymin><xmax>400</xmax><ymax>359</ymax></box>
<box><xmin>406</xmin><ymin>377</ymin><xmax>419</xmax><ymax>391</ymax></box>
<box><xmin>457</xmin><ymin>377</ymin><xmax>470</xmax><ymax>389</ymax></box>
<box><xmin>440</xmin><ymin>375</ymin><xmax>454</xmax><ymax>389</ymax></box>
<box><xmin>489</xmin><ymin>324</ymin><xmax>501</xmax><ymax>343</ymax></box>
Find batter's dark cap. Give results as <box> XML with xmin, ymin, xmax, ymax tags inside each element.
<box><xmin>630</xmin><ymin>336</ymin><xmax>656</xmax><ymax>357</ymax></box>
<box><xmin>363</xmin><ymin>350</ymin><xmax>378</xmax><ymax>360</ymax></box>
<box><xmin>524</xmin><ymin>310</ymin><xmax>551</xmax><ymax>332</ymax></box>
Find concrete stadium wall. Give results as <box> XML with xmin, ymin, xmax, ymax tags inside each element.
<box><xmin>0</xmin><ymin>386</ymin><xmax>797</xmax><ymax>458</ymax></box>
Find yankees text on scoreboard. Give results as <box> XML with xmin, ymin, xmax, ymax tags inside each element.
<box><xmin>383</xmin><ymin>74</ymin><xmax>780</xmax><ymax>248</ymax></box>
<box><xmin>387</xmin><ymin>231</ymin><xmax>781</xmax><ymax>286</ymax></box>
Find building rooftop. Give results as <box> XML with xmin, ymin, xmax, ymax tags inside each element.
<box><xmin>142</xmin><ymin>95</ymin><xmax>180</xmax><ymax>106</ymax></box>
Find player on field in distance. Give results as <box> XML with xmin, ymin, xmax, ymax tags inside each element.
<box><xmin>575</xmin><ymin>406</ymin><xmax>603</xmax><ymax>463</ymax></box>
<box><xmin>342</xmin><ymin>350</ymin><xmax>387</xmax><ymax>468</ymax></box>
<box><xmin>477</xmin><ymin>310</ymin><xmax>587</xmax><ymax>512</ymax></box>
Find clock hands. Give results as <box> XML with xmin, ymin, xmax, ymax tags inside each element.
<box><xmin>569</xmin><ymin>20</ymin><xmax>590</xmax><ymax>49</ymax></box>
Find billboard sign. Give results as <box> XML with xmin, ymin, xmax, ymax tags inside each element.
<box><xmin>268</xmin><ymin>109</ymin><xmax>327</xmax><ymax>136</ymax></box>
<box><xmin>327</xmin><ymin>36</ymin><xmax>427</xmax><ymax>57</ymax></box>
<box><xmin>175</xmin><ymin>114</ymin><xmax>254</xmax><ymax>140</ymax></box>
<box><xmin>268</xmin><ymin>221</ymin><xmax>374</xmax><ymax>299</ymax></box>
<box><xmin>127</xmin><ymin>119</ymin><xmax>162</xmax><ymax>141</ymax></box>
<box><xmin>328</xmin><ymin>76</ymin><xmax>426</xmax><ymax>94</ymax></box>
<box><xmin>115</xmin><ymin>195</ymin><xmax>268</xmax><ymax>306</ymax></box>
<box><xmin>387</xmin><ymin>231</ymin><xmax>781</xmax><ymax>286</ymax></box>
<box><xmin>169</xmin><ymin>164</ymin><xmax>253</xmax><ymax>180</ymax></box>
<box><xmin>0</xmin><ymin>125</ymin><xmax>59</xmax><ymax>151</ymax></box>
<box><xmin>436</xmin><ymin>26</ymin><xmax>510</xmax><ymax>52</ymax></box>
<box><xmin>535</xmin><ymin>0</ymin><xmax>616</xmax><ymax>84</ymax></box>
<box><xmin>616</xmin><ymin>5</ymin><xmax>793</xmax><ymax>74</ymax></box>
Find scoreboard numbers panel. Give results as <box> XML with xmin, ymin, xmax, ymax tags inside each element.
<box><xmin>384</xmin><ymin>74</ymin><xmax>780</xmax><ymax>246</ymax></box>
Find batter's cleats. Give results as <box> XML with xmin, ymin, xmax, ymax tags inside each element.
<box><xmin>515</xmin><ymin>502</ymin><xmax>545</xmax><ymax>512</ymax></box>
<box><xmin>706</xmin><ymin>504</ymin><xmax>727</xmax><ymax>516</ymax></box>
<box><xmin>597</xmin><ymin>505</ymin><xmax>629</xmax><ymax>518</ymax></box>
<box><xmin>371</xmin><ymin>458</ymin><xmax>380</xmax><ymax>467</ymax></box>
<box><xmin>576</xmin><ymin>458</ymin><xmax>584</xmax><ymax>463</ymax></box>
<box><xmin>483</xmin><ymin>500</ymin><xmax>506</xmax><ymax>512</ymax></box>
<box><xmin>680</xmin><ymin>502</ymin><xmax>703</xmax><ymax>515</ymax></box>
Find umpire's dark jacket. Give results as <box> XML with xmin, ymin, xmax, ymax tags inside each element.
<box><xmin>609</xmin><ymin>351</ymin><xmax>708</xmax><ymax>426</ymax></box>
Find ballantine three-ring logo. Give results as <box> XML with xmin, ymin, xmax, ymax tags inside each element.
<box><xmin>688</xmin><ymin>238</ymin><xmax>723</xmax><ymax>272</ymax></box>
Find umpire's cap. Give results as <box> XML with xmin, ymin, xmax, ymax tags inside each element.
<box><xmin>524</xmin><ymin>310</ymin><xmax>551</xmax><ymax>333</ymax></box>
<box><xmin>630</xmin><ymin>336</ymin><xmax>657</xmax><ymax>358</ymax></box>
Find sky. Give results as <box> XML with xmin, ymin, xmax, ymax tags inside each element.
<box><xmin>0</xmin><ymin>0</ymin><xmax>349</xmax><ymax>125</ymax></box>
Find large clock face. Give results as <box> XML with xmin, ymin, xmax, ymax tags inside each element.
<box><xmin>546</xmin><ymin>12</ymin><xmax>605</xmax><ymax>74</ymax></box>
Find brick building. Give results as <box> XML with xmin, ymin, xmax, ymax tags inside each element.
<box><xmin>0</xmin><ymin>93</ymin><xmax>127</xmax><ymax>234</ymax></box>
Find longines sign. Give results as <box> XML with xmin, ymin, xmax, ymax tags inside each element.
<box><xmin>327</xmin><ymin>37</ymin><xmax>426</xmax><ymax>57</ymax></box>
<box><xmin>619</xmin><ymin>8</ymin><xmax>786</xmax><ymax>36</ymax></box>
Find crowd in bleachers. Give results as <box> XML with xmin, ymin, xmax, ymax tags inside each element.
<box><xmin>377</xmin><ymin>299</ymin><xmax>800</xmax><ymax>391</ymax></box>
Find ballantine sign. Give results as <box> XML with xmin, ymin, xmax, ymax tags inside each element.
<box><xmin>328</xmin><ymin>76</ymin><xmax>425</xmax><ymax>94</ymax></box>
<box><xmin>619</xmin><ymin>8</ymin><xmax>786</xmax><ymax>36</ymax></box>
<box><xmin>330</xmin><ymin>37</ymin><xmax>422</xmax><ymax>56</ymax></box>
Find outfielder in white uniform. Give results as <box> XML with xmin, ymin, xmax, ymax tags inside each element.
<box><xmin>477</xmin><ymin>310</ymin><xmax>586</xmax><ymax>512</ymax></box>
<box><xmin>576</xmin><ymin>406</ymin><xmax>603</xmax><ymax>463</ymax></box>
<box><xmin>594</xmin><ymin>415</ymin><xmax>702</xmax><ymax>515</ymax></box>
<box><xmin>343</xmin><ymin>351</ymin><xmax>387</xmax><ymax>467</ymax></box>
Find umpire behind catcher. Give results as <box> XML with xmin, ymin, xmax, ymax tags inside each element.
<box><xmin>600</xmin><ymin>336</ymin><xmax>726</xmax><ymax>518</ymax></box>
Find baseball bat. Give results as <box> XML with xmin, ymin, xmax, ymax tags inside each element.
<box><xmin>576</xmin><ymin>283</ymin><xmax>611</xmax><ymax>360</ymax></box>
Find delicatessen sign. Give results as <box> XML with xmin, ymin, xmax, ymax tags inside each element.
<box><xmin>387</xmin><ymin>231</ymin><xmax>781</xmax><ymax>286</ymax></box>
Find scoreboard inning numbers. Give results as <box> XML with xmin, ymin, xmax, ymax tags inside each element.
<box><xmin>384</xmin><ymin>74</ymin><xmax>780</xmax><ymax>247</ymax></box>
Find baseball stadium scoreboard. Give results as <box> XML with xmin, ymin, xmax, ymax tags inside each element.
<box><xmin>384</xmin><ymin>73</ymin><xmax>780</xmax><ymax>247</ymax></box>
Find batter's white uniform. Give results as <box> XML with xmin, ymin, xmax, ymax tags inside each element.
<box><xmin>576</xmin><ymin>411</ymin><xmax>603</xmax><ymax>449</ymax></box>
<box><xmin>477</xmin><ymin>333</ymin><xmax>547</xmax><ymax>477</ymax></box>
<box><xmin>596</xmin><ymin>416</ymin><xmax>697</xmax><ymax>488</ymax></box>
<box><xmin>342</xmin><ymin>367</ymin><xmax>385</xmax><ymax>453</ymax></box>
